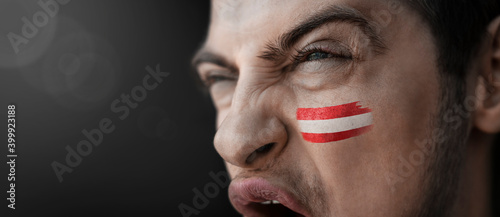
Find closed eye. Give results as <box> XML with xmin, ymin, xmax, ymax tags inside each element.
<box><xmin>294</xmin><ymin>47</ymin><xmax>352</xmax><ymax>63</ymax></box>
<box><xmin>306</xmin><ymin>51</ymin><xmax>335</xmax><ymax>61</ymax></box>
<box><xmin>204</xmin><ymin>74</ymin><xmax>235</xmax><ymax>87</ymax></box>
<box><xmin>199</xmin><ymin>67</ymin><xmax>238</xmax><ymax>88</ymax></box>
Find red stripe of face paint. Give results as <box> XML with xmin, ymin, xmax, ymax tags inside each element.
<box><xmin>297</xmin><ymin>101</ymin><xmax>372</xmax><ymax>120</ymax></box>
<box><xmin>300</xmin><ymin>125</ymin><xmax>373</xmax><ymax>143</ymax></box>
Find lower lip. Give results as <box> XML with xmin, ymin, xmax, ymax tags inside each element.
<box><xmin>229</xmin><ymin>178</ymin><xmax>309</xmax><ymax>216</ymax></box>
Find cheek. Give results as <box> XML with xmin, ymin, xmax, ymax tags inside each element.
<box><xmin>292</xmin><ymin>59</ymin><xmax>439</xmax><ymax>215</ymax></box>
<box><xmin>212</xmin><ymin>83</ymin><xmax>235</xmax><ymax>110</ymax></box>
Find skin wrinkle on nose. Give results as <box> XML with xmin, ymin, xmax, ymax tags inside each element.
<box><xmin>222</xmin><ymin>77</ymin><xmax>290</xmax><ymax>165</ymax></box>
<box><xmin>230</xmin><ymin>78</ymin><xmax>286</xmax><ymax>125</ymax></box>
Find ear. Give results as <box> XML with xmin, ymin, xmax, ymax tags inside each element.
<box><xmin>474</xmin><ymin>16</ymin><xmax>500</xmax><ymax>134</ymax></box>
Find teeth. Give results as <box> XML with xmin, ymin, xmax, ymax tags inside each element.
<box><xmin>260</xmin><ymin>200</ymin><xmax>281</xmax><ymax>205</ymax></box>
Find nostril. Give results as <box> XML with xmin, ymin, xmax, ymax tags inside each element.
<box><xmin>245</xmin><ymin>143</ymin><xmax>276</xmax><ymax>164</ymax></box>
<box><xmin>256</xmin><ymin>143</ymin><xmax>275</xmax><ymax>153</ymax></box>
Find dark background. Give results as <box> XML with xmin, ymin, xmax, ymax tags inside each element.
<box><xmin>0</xmin><ymin>0</ymin><xmax>239</xmax><ymax>216</ymax></box>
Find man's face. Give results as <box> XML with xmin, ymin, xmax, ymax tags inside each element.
<box><xmin>194</xmin><ymin>0</ymin><xmax>446</xmax><ymax>216</ymax></box>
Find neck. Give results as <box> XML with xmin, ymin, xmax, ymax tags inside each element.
<box><xmin>454</xmin><ymin>131</ymin><xmax>492</xmax><ymax>217</ymax></box>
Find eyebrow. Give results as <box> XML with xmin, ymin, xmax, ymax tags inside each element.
<box><xmin>191</xmin><ymin>48</ymin><xmax>237</xmax><ymax>71</ymax></box>
<box><xmin>259</xmin><ymin>5</ymin><xmax>387</xmax><ymax>62</ymax></box>
<box><xmin>191</xmin><ymin>4</ymin><xmax>387</xmax><ymax>69</ymax></box>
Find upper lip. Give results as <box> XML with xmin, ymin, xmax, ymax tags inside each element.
<box><xmin>229</xmin><ymin>177</ymin><xmax>311</xmax><ymax>217</ymax></box>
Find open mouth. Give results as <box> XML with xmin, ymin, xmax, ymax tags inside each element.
<box><xmin>229</xmin><ymin>178</ymin><xmax>310</xmax><ymax>217</ymax></box>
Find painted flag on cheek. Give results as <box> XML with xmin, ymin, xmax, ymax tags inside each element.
<box><xmin>297</xmin><ymin>101</ymin><xmax>373</xmax><ymax>143</ymax></box>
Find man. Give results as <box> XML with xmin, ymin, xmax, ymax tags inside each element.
<box><xmin>192</xmin><ymin>0</ymin><xmax>499</xmax><ymax>216</ymax></box>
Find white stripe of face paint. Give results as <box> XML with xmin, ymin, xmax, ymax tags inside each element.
<box><xmin>298</xmin><ymin>113</ymin><xmax>373</xmax><ymax>134</ymax></box>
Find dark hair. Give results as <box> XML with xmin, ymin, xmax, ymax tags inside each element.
<box><xmin>407</xmin><ymin>0</ymin><xmax>499</xmax><ymax>79</ymax></box>
<box><xmin>406</xmin><ymin>1</ymin><xmax>500</xmax><ymax>215</ymax></box>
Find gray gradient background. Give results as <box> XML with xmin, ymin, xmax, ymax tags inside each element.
<box><xmin>0</xmin><ymin>1</ymin><xmax>498</xmax><ymax>217</ymax></box>
<box><xmin>0</xmin><ymin>0</ymin><xmax>238</xmax><ymax>216</ymax></box>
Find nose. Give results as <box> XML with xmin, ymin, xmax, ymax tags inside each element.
<box><xmin>213</xmin><ymin>89</ymin><xmax>288</xmax><ymax>169</ymax></box>
<box><xmin>214</xmin><ymin>112</ymin><xmax>288</xmax><ymax>168</ymax></box>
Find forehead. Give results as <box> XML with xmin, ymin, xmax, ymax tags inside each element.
<box><xmin>205</xmin><ymin>0</ymin><xmax>395</xmax><ymax>60</ymax></box>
